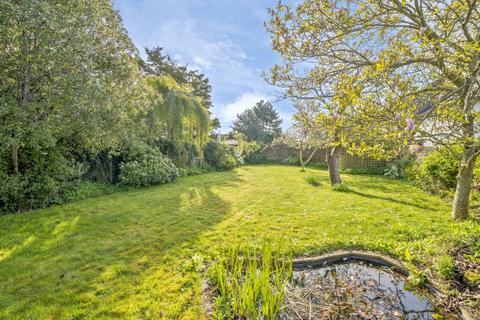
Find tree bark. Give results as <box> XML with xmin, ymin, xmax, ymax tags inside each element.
<box><xmin>451</xmin><ymin>144</ymin><xmax>476</xmax><ymax>220</ymax></box>
<box><xmin>326</xmin><ymin>146</ymin><xmax>342</xmax><ymax>186</ymax></box>
<box><xmin>12</xmin><ymin>144</ymin><xmax>19</xmax><ymax>175</ymax></box>
<box><xmin>11</xmin><ymin>32</ymin><xmax>32</xmax><ymax>176</ymax></box>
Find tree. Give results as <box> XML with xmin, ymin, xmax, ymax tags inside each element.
<box><xmin>0</xmin><ymin>0</ymin><xmax>143</xmax><ymax>174</ymax></box>
<box><xmin>232</xmin><ymin>100</ymin><xmax>282</xmax><ymax>144</ymax></box>
<box><xmin>267</xmin><ymin>0</ymin><xmax>480</xmax><ymax>219</ymax></box>
<box><xmin>145</xmin><ymin>75</ymin><xmax>210</xmax><ymax>163</ymax></box>
<box><xmin>142</xmin><ymin>47</ymin><xmax>213</xmax><ymax>109</ymax></box>
<box><xmin>0</xmin><ymin>0</ymin><xmax>146</xmax><ymax>212</ymax></box>
<box><xmin>276</xmin><ymin>101</ymin><xmax>328</xmax><ymax>171</ymax></box>
<box><xmin>139</xmin><ymin>47</ymin><xmax>214</xmax><ymax>164</ymax></box>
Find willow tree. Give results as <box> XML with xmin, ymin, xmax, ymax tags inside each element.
<box><xmin>267</xmin><ymin>0</ymin><xmax>480</xmax><ymax>219</ymax></box>
<box><xmin>146</xmin><ymin>75</ymin><xmax>210</xmax><ymax>158</ymax></box>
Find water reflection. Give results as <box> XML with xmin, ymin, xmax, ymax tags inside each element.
<box><xmin>280</xmin><ymin>262</ymin><xmax>434</xmax><ymax>320</ymax></box>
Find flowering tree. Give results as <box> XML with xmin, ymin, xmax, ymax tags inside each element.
<box><xmin>276</xmin><ymin>101</ymin><xmax>328</xmax><ymax>171</ymax></box>
<box><xmin>267</xmin><ymin>0</ymin><xmax>480</xmax><ymax>219</ymax></box>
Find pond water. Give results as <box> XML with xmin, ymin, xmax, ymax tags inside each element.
<box><xmin>280</xmin><ymin>262</ymin><xmax>434</xmax><ymax>320</ymax></box>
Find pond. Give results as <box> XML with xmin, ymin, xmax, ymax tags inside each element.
<box><xmin>280</xmin><ymin>262</ymin><xmax>434</xmax><ymax>320</ymax></box>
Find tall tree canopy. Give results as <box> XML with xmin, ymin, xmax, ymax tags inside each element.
<box><xmin>145</xmin><ymin>75</ymin><xmax>210</xmax><ymax>157</ymax></box>
<box><xmin>0</xmin><ymin>0</ymin><xmax>144</xmax><ymax>175</ymax></box>
<box><xmin>140</xmin><ymin>47</ymin><xmax>213</xmax><ymax>163</ymax></box>
<box><xmin>232</xmin><ymin>100</ymin><xmax>282</xmax><ymax>144</ymax></box>
<box><xmin>267</xmin><ymin>0</ymin><xmax>480</xmax><ymax>219</ymax></box>
<box><xmin>141</xmin><ymin>47</ymin><xmax>213</xmax><ymax>109</ymax></box>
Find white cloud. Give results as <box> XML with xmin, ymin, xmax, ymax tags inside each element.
<box><xmin>192</xmin><ymin>55</ymin><xmax>212</xmax><ymax>70</ymax></box>
<box><xmin>215</xmin><ymin>92</ymin><xmax>272</xmax><ymax>131</ymax></box>
<box><xmin>114</xmin><ymin>0</ymin><xmax>295</xmax><ymax>132</ymax></box>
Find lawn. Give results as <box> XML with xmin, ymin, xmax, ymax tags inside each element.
<box><xmin>0</xmin><ymin>165</ymin><xmax>478</xmax><ymax>319</ymax></box>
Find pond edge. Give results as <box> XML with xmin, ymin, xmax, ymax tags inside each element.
<box><xmin>292</xmin><ymin>250</ymin><xmax>409</xmax><ymax>276</ymax></box>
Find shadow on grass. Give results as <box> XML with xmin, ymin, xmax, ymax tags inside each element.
<box><xmin>347</xmin><ymin>189</ymin><xmax>436</xmax><ymax>211</ymax></box>
<box><xmin>0</xmin><ymin>170</ymin><xmax>243</xmax><ymax>318</ymax></box>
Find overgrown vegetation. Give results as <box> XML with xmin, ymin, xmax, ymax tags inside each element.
<box><xmin>209</xmin><ymin>244</ymin><xmax>292</xmax><ymax>319</ymax></box>
<box><xmin>0</xmin><ymin>2</ymin><xmax>238</xmax><ymax>214</ymax></box>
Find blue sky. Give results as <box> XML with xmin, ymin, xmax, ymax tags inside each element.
<box><xmin>113</xmin><ymin>0</ymin><xmax>294</xmax><ymax>132</ymax></box>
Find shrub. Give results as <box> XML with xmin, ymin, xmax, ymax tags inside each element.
<box><xmin>119</xmin><ymin>150</ymin><xmax>179</xmax><ymax>187</ymax></box>
<box><xmin>435</xmin><ymin>255</ymin><xmax>456</xmax><ymax>279</ymax></box>
<box><xmin>203</xmin><ymin>141</ymin><xmax>238</xmax><ymax>171</ymax></box>
<box><xmin>242</xmin><ymin>141</ymin><xmax>262</xmax><ymax>163</ymax></box>
<box><xmin>0</xmin><ymin>149</ymin><xmax>78</xmax><ymax>214</ymax></box>
<box><xmin>421</xmin><ymin>148</ymin><xmax>459</xmax><ymax>189</ymax></box>
<box><xmin>287</xmin><ymin>155</ymin><xmax>299</xmax><ymax>165</ymax></box>
<box><xmin>219</xmin><ymin>153</ymin><xmax>237</xmax><ymax>170</ymax></box>
<box><xmin>62</xmin><ymin>181</ymin><xmax>120</xmax><ymax>202</ymax></box>
<box><xmin>342</xmin><ymin>167</ymin><xmax>385</xmax><ymax>175</ymax></box>
<box><xmin>203</xmin><ymin>141</ymin><xmax>226</xmax><ymax>168</ymax></box>
<box><xmin>404</xmin><ymin>146</ymin><xmax>480</xmax><ymax>195</ymax></box>
<box><xmin>305</xmin><ymin>175</ymin><xmax>321</xmax><ymax>186</ymax></box>
<box><xmin>178</xmin><ymin>164</ymin><xmax>210</xmax><ymax>177</ymax></box>
<box><xmin>245</xmin><ymin>152</ymin><xmax>269</xmax><ymax>164</ymax></box>
<box><xmin>332</xmin><ymin>183</ymin><xmax>349</xmax><ymax>192</ymax></box>
<box><xmin>384</xmin><ymin>155</ymin><xmax>415</xmax><ymax>179</ymax></box>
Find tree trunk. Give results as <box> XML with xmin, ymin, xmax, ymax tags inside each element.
<box><xmin>11</xmin><ymin>32</ymin><xmax>32</xmax><ymax>176</ymax></box>
<box><xmin>451</xmin><ymin>145</ymin><xmax>476</xmax><ymax>220</ymax></box>
<box><xmin>299</xmin><ymin>148</ymin><xmax>305</xmax><ymax>170</ymax></box>
<box><xmin>304</xmin><ymin>147</ymin><xmax>318</xmax><ymax>166</ymax></box>
<box><xmin>326</xmin><ymin>146</ymin><xmax>341</xmax><ymax>186</ymax></box>
<box><xmin>12</xmin><ymin>144</ymin><xmax>19</xmax><ymax>175</ymax></box>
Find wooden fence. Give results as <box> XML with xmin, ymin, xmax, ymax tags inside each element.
<box><xmin>258</xmin><ymin>144</ymin><xmax>386</xmax><ymax>170</ymax></box>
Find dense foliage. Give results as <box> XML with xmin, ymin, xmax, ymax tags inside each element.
<box><xmin>403</xmin><ymin>148</ymin><xmax>480</xmax><ymax>198</ymax></box>
<box><xmin>119</xmin><ymin>150</ymin><xmax>179</xmax><ymax>187</ymax></box>
<box><xmin>203</xmin><ymin>141</ymin><xmax>237</xmax><ymax>171</ymax></box>
<box><xmin>0</xmin><ymin>1</ymin><xmax>217</xmax><ymax>214</ymax></box>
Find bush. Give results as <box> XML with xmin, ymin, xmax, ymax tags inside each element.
<box><xmin>332</xmin><ymin>183</ymin><xmax>349</xmax><ymax>192</ymax></box>
<box><xmin>0</xmin><ymin>149</ymin><xmax>78</xmax><ymax>214</ymax></box>
<box><xmin>287</xmin><ymin>155</ymin><xmax>299</xmax><ymax>165</ymax></box>
<box><xmin>404</xmin><ymin>146</ymin><xmax>480</xmax><ymax>195</ymax></box>
<box><xmin>178</xmin><ymin>163</ymin><xmax>211</xmax><ymax>177</ymax></box>
<box><xmin>242</xmin><ymin>141</ymin><xmax>262</xmax><ymax>163</ymax></box>
<box><xmin>305</xmin><ymin>175</ymin><xmax>321</xmax><ymax>186</ymax></box>
<box><xmin>342</xmin><ymin>167</ymin><xmax>385</xmax><ymax>175</ymax></box>
<box><xmin>384</xmin><ymin>155</ymin><xmax>415</xmax><ymax>179</ymax></box>
<box><xmin>203</xmin><ymin>141</ymin><xmax>226</xmax><ymax>168</ymax></box>
<box><xmin>119</xmin><ymin>150</ymin><xmax>179</xmax><ymax>187</ymax></box>
<box><xmin>203</xmin><ymin>141</ymin><xmax>238</xmax><ymax>171</ymax></box>
<box><xmin>63</xmin><ymin>181</ymin><xmax>120</xmax><ymax>202</ymax></box>
<box><xmin>421</xmin><ymin>149</ymin><xmax>459</xmax><ymax>189</ymax></box>
<box><xmin>219</xmin><ymin>153</ymin><xmax>237</xmax><ymax>170</ymax></box>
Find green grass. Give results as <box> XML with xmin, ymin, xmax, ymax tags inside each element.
<box><xmin>0</xmin><ymin>165</ymin><xmax>478</xmax><ymax>319</ymax></box>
